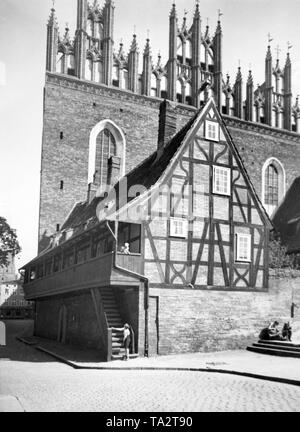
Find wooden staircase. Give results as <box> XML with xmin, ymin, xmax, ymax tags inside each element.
<box><xmin>99</xmin><ymin>287</ymin><xmax>138</xmax><ymax>361</ymax></box>
<box><xmin>247</xmin><ymin>339</ymin><xmax>300</xmax><ymax>358</ymax></box>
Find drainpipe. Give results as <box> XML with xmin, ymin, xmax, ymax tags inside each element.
<box><xmin>105</xmin><ymin>221</ymin><xmax>149</xmax><ymax>357</ymax></box>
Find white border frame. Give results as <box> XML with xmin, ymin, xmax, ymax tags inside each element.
<box><xmin>88</xmin><ymin>119</ymin><xmax>126</xmax><ymax>185</ymax></box>
<box><xmin>261</xmin><ymin>157</ymin><xmax>286</xmax><ymax>217</ymax></box>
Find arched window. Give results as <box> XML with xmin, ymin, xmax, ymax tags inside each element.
<box><xmin>122</xmin><ymin>69</ymin><xmax>129</xmax><ymax>90</ymax></box>
<box><xmin>87</xmin><ymin>19</ymin><xmax>93</xmax><ymax>37</ymax></box>
<box><xmin>262</xmin><ymin>158</ymin><xmax>286</xmax><ymax>217</ymax></box>
<box><xmin>160</xmin><ymin>76</ymin><xmax>167</xmax><ymax>99</ymax></box>
<box><xmin>85</xmin><ymin>57</ymin><xmax>93</xmax><ymax>81</ymax></box>
<box><xmin>95</xmin><ymin>22</ymin><xmax>103</xmax><ymax>40</ymax></box>
<box><xmin>265</xmin><ymin>164</ymin><xmax>278</xmax><ymax>205</ymax></box>
<box><xmin>185</xmin><ymin>40</ymin><xmax>192</xmax><ymax>66</ymax></box>
<box><xmin>177</xmin><ymin>38</ymin><xmax>183</xmax><ymax>63</ymax></box>
<box><xmin>67</xmin><ymin>54</ymin><xmax>75</xmax><ymax>76</ymax></box>
<box><xmin>112</xmin><ymin>66</ymin><xmax>119</xmax><ymax>87</ymax></box>
<box><xmin>94</xmin><ymin>129</ymin><xmax>117</xmax><ymax>186</ymax></box>
<box><xmin>151</xmin><ymin>74</ymin><xmax>157</xmax><ymax>97</ymax></box>
<box><xmin>185</xmin><ymin>83</ymin><xmax>192</xmax><ymax>105</ymax></box>
<box><xmin>176</xmin><ymin>80</ymin><xmax>182</xmax><ymax>103</ymax></box>
<box><xmin>94</xmin><ymin>61</ymin><xmax>103</xmax><ymax>83</ymax></box>
<box><xmin>88</xmin><ymin>120</ymin><xmax>126</xmax><ymax>189</ymax></box>
<box><xmin>57</xmin><ymin>52</ymin><xmax>64</xmax><ymax>74</ymax></box>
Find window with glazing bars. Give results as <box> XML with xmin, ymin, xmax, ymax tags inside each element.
<box><xmin>264</xmin><ymin>164</ymin><xmax>279</xmax><ymax>205</ymax></box>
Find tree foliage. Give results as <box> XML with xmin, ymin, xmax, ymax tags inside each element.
<box><xmin>0</xmin><ymin>217</ymin><xmax>21</xmax><ymax>267</ymax></box>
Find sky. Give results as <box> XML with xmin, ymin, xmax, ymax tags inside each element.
<box><xmin>1</xmin><ymin>0</ymin><xmax>300</xmax><ymax>270</ymax></box>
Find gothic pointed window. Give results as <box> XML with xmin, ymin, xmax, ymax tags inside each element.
<box><xmin>85</xmin><ymin>57</ymin><xmax>93</xmax><ymax>81</ymax></box>
<box><xmin>67</xmin><ymin>54</ymin><xmax>75</xmax><ymax>76</ymax></box>
<box><xmin>89</xmin><ymin>120</ymin><xmax>126</xmax><ymax>190</ymax></box>
<box><xmin>176</xmin><ymin>80</ymin><xmax>182</xmax><ymax>103</ymax></box>
<box><xmin>94</xmin><ymin>129</ymin><xmax>117</xmax><ymax>186</ymax></box>
<box><xmin>185</xmin><ymin>40</ymin><xmax>192</xmax><ymax>66</ymax></box>
<box><xmin>160</xmin><ymin>76</ymin><xmax>167</xmax><ymax>99</ymax></box>
<box><xmin>264</xmin><ymin>164</ymin><xmax>278</xmax><ymax>206</ymax></box>
<box><xmin>262</xmin><ymin>158</ymin><xmax>285</xmax><ymax>217</ymax></box>
<box><xmin>151</xmin><ymin>74</ymin><xmax>157</xmax><ymax>97</ymax></box>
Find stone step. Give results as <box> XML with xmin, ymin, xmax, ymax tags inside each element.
<box><xmin>254</xmin><ymin>342</ymin><xmax>300</xmax><ymax>353</ymax></box>
<box><xmin>111</xmin><ymin>353</ymin><xmax>139</xmax><ymax>361</ymax></box>
<box><xmin>258</xmin><ymin>339</ymin><xmax>300</xmax><ymax>348</ymax></box>
<box><xmin>247</xmin><ymin>345</ymin><xmax>300</xmax><ymax>358</ymax></box>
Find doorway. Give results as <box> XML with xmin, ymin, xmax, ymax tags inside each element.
<box><xmin>148</xmin><ymin>296</ymin><xmax>159</xmax><ymax>356</ymax></box>
<box><xmin>57</xmin><ymin>305</ymin><xmax>67</xmax><ymax>343</ymax></box>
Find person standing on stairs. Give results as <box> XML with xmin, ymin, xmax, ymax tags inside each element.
<box><xmin>111</xmin><ymin>323</ymin><xmax>131</xmax><ymax>360</ymax></box>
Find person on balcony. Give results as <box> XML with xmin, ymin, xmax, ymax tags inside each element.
<box><xmin>111</xmin><ymin>323</ymin><xmax>131</xmax><ymax>360</ymax></box>
<box><xmin>120</xmin><ymin>243</ymin><xmax>130</xmax><ymax>255</ymax></box>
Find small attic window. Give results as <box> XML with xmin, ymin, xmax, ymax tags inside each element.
<box><xmin>60</xmin><ymin>181</ymin><xmax>64</xmax><ymax>190</ymax></box>
<box><xmin>56</xmin><ymin>224</ymin><xmax>60</xmax><ymax>232</ymax></box>
<box><xmin>213</xmin><ymin>166</ymin><xmax>231</xmax><ymax>196</ymax></box>
<box><xmin>60</xmin><ymin>132</ymin><xmax>64</xmax><ymax>140</ymax></box>
<box><xmin>205</xmin><ymin>120</ymin><xmax>219</xmax><ymax>142</ymax></box>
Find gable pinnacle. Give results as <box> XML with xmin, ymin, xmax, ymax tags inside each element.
<box><xmin>194</xmin><ymin>0</ymin><xmax>200</xmax><ymax>18</ymax></box>
<box><xmin>48</xmin><ymin>5</ymin><xmax>58</xmax><ymax>27</ymax></box>
<box><xmin>144</xmin><ymin>37</ymin><xmax>151</xmax><ymax>56</ymax></box>
<box><xmin>247</xmin><ymin>69</ymin><xmax>253</xmax><ymax>85</ymax></box>
<box><xmin>235</xmin><ymin>66</ymin><xmax>242</xmax><ymax>82</ymax></box>
<box><xmin>130</xmin><ymin>33</ymin><xmax>138</xmax><ymax>52</ymax></box>
<box><xmin>170</xmin><ymin>3</ymin><xmax>177</xmax><ymax>18</ymax></box>
<box><xmin>266</xmin><ymin>45</ymin><xmax>272</xmax><ymax>61</ymax></box>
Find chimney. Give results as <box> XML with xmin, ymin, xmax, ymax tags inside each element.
<box><xmin>107</xmin><ymin>156</ymin><xmax>121</xmax><ymax>186</ymax></box>
<box><xmin>158</xmin><ymin>100</ymin><xmax>177</xmax><ymax>150</ymax></box>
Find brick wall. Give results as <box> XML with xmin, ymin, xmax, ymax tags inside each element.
<box><xmin>148</xmin><ymin>273</ymin><xmax>300</xmax><ymax>355</ymax></box>
<box><xmin>227</xmin><ymin>122</ymin><xmax>300</xmax><ymax>197</ymax></box>
<box><xmin>39</xmin><ymin>74</ymin><xmax>162</xmax><ymax>250</ymax></box>
<box><xmin>39</xmin><ymin>74</ymin><xmax>300</xmax><ymax>255</ymax></box>
<box><xmin>35</xmin><ymin>291</ymin><xmax>102</xmax><ymax>349</ymax></box>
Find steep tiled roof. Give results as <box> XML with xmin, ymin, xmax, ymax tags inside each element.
<box><xmin>61</xmin><ymin>111</ymin><xmax>198</xmax><ymax>232</ymax></box>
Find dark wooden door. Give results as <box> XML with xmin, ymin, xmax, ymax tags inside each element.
<box><xmin>57</xmin><ymin>305</ymin><xmax>67</xmax><ymax>343</ymax></box>
<box><xmin>148</xmin><ymin>296</ymin><xmax>159</xmax><ymax>356</ymax></box>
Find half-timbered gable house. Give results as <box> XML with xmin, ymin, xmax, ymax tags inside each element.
<box><xmin>23</xmin><ymin>99</ymin><xmax>273</xmax><ymax>359</ymax></box>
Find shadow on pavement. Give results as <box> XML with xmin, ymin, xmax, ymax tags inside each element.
<box><xmin>0</xmin><ymin>319</ymin><xmax>105</xmax><ymax>364</ymax></box>
<box><xmin>0</xmin><ymin>320</ymin><xmax>56</xmax><ymax>363</ymax></box>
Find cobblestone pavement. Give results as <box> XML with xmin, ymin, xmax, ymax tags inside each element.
<box><xmin>1</xmin><ymin>321</ymin><xmax>300</xmax><ymax>412</ymax></box>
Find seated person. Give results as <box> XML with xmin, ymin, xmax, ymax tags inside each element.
<box><xmin>282</xmin><ymin>322</ymin><xmax>292</xmax><ymax>341</ymax></box>
<box><xmin>268</xmin><ymin>320</ymin><xmax>282</xmax><ymax>340</ymax></box>
<box><xmin>259</xmin><ymin>326</ymin><xmax>270</xmax><ymax>340</ymax></box>
<box><xmin>120</xmin><ymin>243</ymin><xmax>130</xmax><ymax>255</ymax></box>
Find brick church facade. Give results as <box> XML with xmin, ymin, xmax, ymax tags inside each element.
<box><xmin>39</xmin><ymin>0</ymin><xmax>300</xmax><ymax>252</ymax></box>
<box><xmin>22</xmin><ymin>0</ymin><xmax>300</xmax><ymax>359</ymax></box>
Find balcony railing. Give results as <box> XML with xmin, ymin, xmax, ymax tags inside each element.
<box><xmin>24</xmin><ymin>252</ymin><xmax>143</xmax><ymax>300</ymax></box>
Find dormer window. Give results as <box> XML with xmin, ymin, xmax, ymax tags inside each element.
<box><xmin>205</xmin><ymin>120</ymin><xmax>219</xmax><ymax>142</ymax></box>
<box><xmin>213</xmin><ymin>166</ymin><xmax>231</xmax><ymax>196</ymax></box>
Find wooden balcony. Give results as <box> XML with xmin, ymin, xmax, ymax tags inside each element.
<box><xmin>24</xmin><ymin>252</ymin><xmax>143</xmax><ymax>301</ymax></box>
<box><xmin>115</xmin><ymin>252</ymin><xmax>142</xmax><ymax>274</ymax></box>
